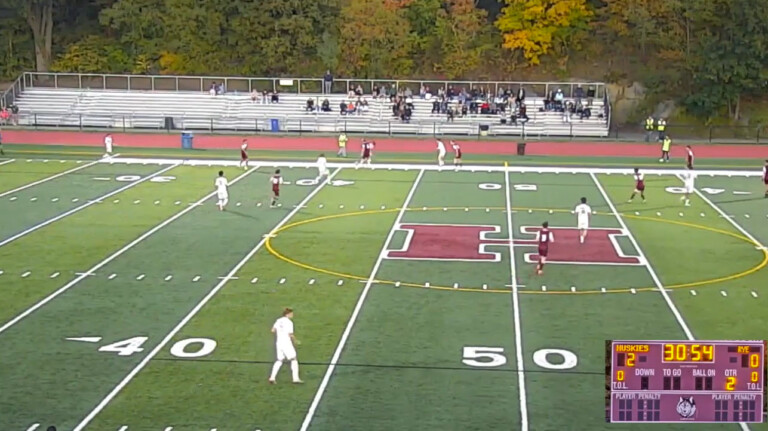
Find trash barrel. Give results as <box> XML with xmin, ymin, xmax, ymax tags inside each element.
<box><xmin>479</xmin><ymin>124</ymin><xmax>490</xmax><ymax>137</ymax></box>
<box><xmin>270</xmin><ymin>119</ymin><xmax>280</xmax><ymax>132</ymax></box>
<box><xmin>517</xmin><ymin>142</ymin><xmax>526</xmax><ymax>156</ymax></box>
<box><xmin>181</xmin><ymin>132</ymin><xmax>194</xmax><ymax>149</ymax></box>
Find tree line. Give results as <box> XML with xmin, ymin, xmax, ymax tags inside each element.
<box><xmin>1</xmin><ymin>0</ymin><xmax>767</xmax><ymax>120</ymax></box>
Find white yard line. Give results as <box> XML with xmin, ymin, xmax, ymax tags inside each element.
<box><xmin>589</xmin><ymin>173</ymin><xmax>694</xmax><ymax>339</ymax></box>
<box><xmin>72</xmin><ymin>168</ymin><xmax>342</xmax><ymax>431</ymax></box>
<box><xmin>0</xmin><ymin>163</ymin><xmax>180</xmax><ymax>249</ymax></box>
<box><xmin>683</xmin><ymin>176</ymin><xmax>766</xmax><ymax>248</ymax></box>
<box><xmin>0</xmin><ymin>158</ymin><xmax>16</xmax><ymax>167</ymax></box>
<box><xmin>0</xmin><ymin>166</ymin><xmax>259</xmax><ymax>337</ymax></box>
<box><xmin>590</xmin><ymin>173</ymin><xmax>753</xmax><ymax>431</ymax></box>
<box><xmin>504</xmin><ymin>169</ymin><xmax>529</xmax><ymax>431</ymax></box>
<box><xmin>0</xmin><ymin>160</ymin><xmax>99</xmax><ymax>198</ymax></box>
<box><xmin>298</xmin><ymin>169</ymin><xmax>425</xmax><ymax>431</ymax></box>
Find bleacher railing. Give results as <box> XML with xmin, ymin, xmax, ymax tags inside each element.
<box><xmin>9</xmin><ymin>111</ymin><xmax>611</xmax><ymax>139</ymax></box>
<box><xmin>9</xmin><ymin>72</ymin><xmax>607</xmax><ymax>101</ymax></box>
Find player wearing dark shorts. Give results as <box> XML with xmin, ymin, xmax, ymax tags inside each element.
<box><xmin>536</xmin><ymin>222</ymin><xmax>553</xmax><ymax>275</ymax></box>
<box><xmin>239</xmin><ymin>139</ymin><xmax>249</xmax><ymax>170</ymax></box>
<box><xmin>686</xmin><ymin>145</ymin><xmax>694</xmax><ymax>169</ymax></box>
<box><xmin>270</xmin><ymin>169</ymin><xmax>282</xmax><ymax>207</ymax></box>
<box><xmin>763</xmin><ymin>160</ymin><xmax>768</xmax><ymax>198</ymax></box>
<box><xmin>355</xmin><ymin>140</ymin><xmax>374</xmax><ymax>169</ymax></box>
<box><xmin>451</xmin><ymin>140</ymin><xmax>462</xmax><ymax>169</ymax></box>
<box><xmin>628</xmin><ymin>168</ymin><xmax>646</xmax><ymax>203</ymax></box>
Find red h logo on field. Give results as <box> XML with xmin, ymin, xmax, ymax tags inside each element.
<box><xmin>385</xmin><ymin>223</ymin><xmax>642</xmax><ymax>266</ymax></box>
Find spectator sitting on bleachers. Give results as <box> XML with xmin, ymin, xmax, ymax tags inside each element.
<box><xmin>209</xmin><ymin>83</ymin><xmax>217</xmax><ymax>96</ymax></box>
<box><xmin>447</xmin><ymin>107</ymin><xmax>455</xmax><ymax>122</ymax></box>
<box><xmin>321</xmin><ymin>99</ymin><xmax>331</xmax><ymax>112</ymax></box>
<box><xmin>216</xmin><ymin>83</ymin><xmax>224</xmax><ymax>95</ymax></box>
<box><xmin>306</xmin><ymin>98</ymin><xmax>315</xmax><ymax>112</ymax></box>
<box><xmin>360</xmin><ymin>98</ymin><xmax>369</xmax><ymax>113</ymax></box>
<box><xmin>447</xmin><ymin>86</ymin><xmax>455</xmax><ymax>99</ymax></box>
<box><xmin>354</xmin><ymin>85</ymin><xmax>363</xmax><ymax>96</ymax></box>
<box><xmin>261</xmin><ymin>90</ymin><xmax>269</xmax><ymax>105</ymax></box>
<box><xmin>480</xmin><ymin>101</ymin><xmax>490</xmax><ymax>115</ymax></box>
<box><xmin>347</xmin><ymin>101</ymin><xmax>356</xmax><ymax>115</ymax></box>
<box><xmin>251</xmin><ymin>89</ymin><xmax>260</xmax><ymax>103</ymax></box>
<box><xmin>339</xmin><ymin>101</ymin><xmax>348</xmax><ymax>115</ymax></box>
<box><xmin>271</xmin><ymin>91</ymin><xmax>279</xmax><ymax>103</ymax></box>
<box><xmin>431</xmin><ymin>98</ymin><xmax>441</xmax><ymax>115</ymax></box>
<box><xmin>419</xmin><ymin>85</ymin><xmax>426</xmax><ymax>99</ymax></box>
<box><xmin>460</xmin><ymin>102</ymin><xmax>468</xmax><ymax>117</ymax></box>
<box><xmin>373</xmin><ymin>85</ymin><xmax>380</xmax><ymax>97</ymax></box>
<box><xmin>388</xmin><ymin>86</ymin><xmax>397</xmax><ymax>102</ymax></box>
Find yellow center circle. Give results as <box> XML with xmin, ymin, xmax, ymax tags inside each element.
<box><xmin>264</xmin><ymin>207</ymin><xmax>768</xmax><ymax>295</ymax></box>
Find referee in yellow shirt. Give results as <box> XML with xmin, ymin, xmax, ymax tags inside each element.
<box><xmin>337</xmin><ymin>132</ymin><xmax>347</xmax><ymax>157</ymax></box>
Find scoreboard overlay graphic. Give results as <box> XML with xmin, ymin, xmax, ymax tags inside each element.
<box><xmin>607</xmin><ymin>340</ymin><xmax>767</xmax><ymax>423</ymax></box>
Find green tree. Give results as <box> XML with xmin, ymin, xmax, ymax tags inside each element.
<box><xmin>99</xmin><ymin>0</ymin><xmax>164</xmax><ymax>58</ymax></box>
<box><xmin>434</xmin><ymin>0</ymin><xmax>491</xmax><ymax>78</ymax></box>
<box><xmin>337</xmin><ymin>0</ymin><xmax>414</xmax><ymax>78</ymax></box>
<box><xmin>496</xmin><ymin>0</ymin><xmax>594</xmax><ymax>65</ymax></box>
<box><xmin>683</xmin><ymin>0</ymin><xmax>768</xmax><ymax>120</ymax></box>
<box><xmin>50</xmin><ymin>35</ymin><xmax>130</xmax><ymax>73</ymax></box>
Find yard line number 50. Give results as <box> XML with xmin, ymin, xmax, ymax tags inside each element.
<box><xmin>462</xmin><ymin>346</ymin><xmax>578</xmax><ymax>370</ymax></box>
<box><xmin>98</xmin><ymin>336</ymin><xmax>216</xmax><ymax>358</ymax></box>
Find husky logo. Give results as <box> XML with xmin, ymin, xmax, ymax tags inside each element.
<box><xmin>676</xmin><ymin>397</ymin><xmax>696</xmax><ymax>419</ymax></box>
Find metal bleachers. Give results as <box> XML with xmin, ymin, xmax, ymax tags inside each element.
<box><xmin>7</xmin><ymin>73</ymin><xmax>611</xmax><ymax>138</ymax></box>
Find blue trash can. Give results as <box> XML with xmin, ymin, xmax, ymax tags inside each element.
<box><xmin>181</xmin><ymin>132</ymin><xmax>194</xmax><ymax>149</ymax></box>
<box><xmin>270</xmin><ymin>119</ymin><xmax>280</xmax><ymax>132</ymax></box>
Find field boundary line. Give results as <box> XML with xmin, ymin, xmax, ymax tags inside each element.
<box><xmin>105</xmin><ymin>156</ymin><xmax>763</xmax><ymax>177</ymax></box>
<box><xmin>0</xmin><ymin>165</ymin><xmax>260</xmax><ymax>337</ymax></box>
<box><xmin>299</xmin><ymin>169</ymin><xmax>426</xmax><ymax>431</ymax></box>
<box><xmin>72</xmin><ymin>167</ymin><xmax>342</xmax><ymax>431</ymax></box>
<box><xmin>504</xmin><ymin>166</ymin><xmax>529</xmax><ymax>431</ymax></box>
<box><xmin>0</xmin><ymin>160</ymin><xmax>98</xmax><ymax>198</ymax></box>
<box><xmin>0</xmin><ymin>163</ymin><xmax>180</xmax><ymax>249</ymax></box>
<box><xmin>589</xmin><ymin>172</ymin><xmax>695</xmax><ymax>339</ymax></box>
<box><xmin>0</xmin><ymin>158</ymin><xmax>16</xmax><ymax>167</ymax></box>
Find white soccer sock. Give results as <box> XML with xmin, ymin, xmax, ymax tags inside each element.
<box><xmin>222</xmin><ymin>198</ymin><xmax>228</xmax><ymax>208</ymax></box>
<box><xmin>291</xmin><ymin>359</ymin><xmax>300</xmax><ymax>381</ymax></box>
<box><xmin>270</xmin><ymin>361</ymin><xmax>283</xmax><ymax>381</ymax></box>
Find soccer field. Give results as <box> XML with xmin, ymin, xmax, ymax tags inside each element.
<box><xmin>0</xmin><ymin>155</ymin><xmax>767</xmax><ymax>431</ymax></box>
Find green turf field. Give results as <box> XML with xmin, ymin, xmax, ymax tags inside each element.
<box><xmin>0</xmin><ymin>153</ymin><xmax>766</xmax><ymax>431</ymax></box>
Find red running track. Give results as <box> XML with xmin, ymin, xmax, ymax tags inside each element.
<box><xmin>5</xmin><ymin>129</ymin><xmax>768</xmax><ymax>159</ymax></box>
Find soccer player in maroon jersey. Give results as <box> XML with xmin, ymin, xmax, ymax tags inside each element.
<box><xmin>451</xmin><ymin>140</ymin><xmax>462</xmax><ymax>170</ymax></box>
<box><xmin>239</xmin><ymin>139</ymin><xmax>249</xmax><ymax>170</ymax></box>
<box><xmin>763</xmin><ymin>160</ymin><xmax>768</xmax><ymax>198</ymax></box>
<box><xmin>628</xmin><ymin>168</ymin><xmax>646</xmax><ymax>203</ymax></box>
<box><xmin>685</xmin><ymin>145</ymin><xmax>694</xmax><ymax>169</ymax></box>
<box><xmin>535</xmin><ymin>221</ymin><xmax>554</xmax><ymax>275</ymax></box>
<box><xmin>270</xmin><ymin>169</ymin><xmax>283</xmax><ymax>208</ymax></box>
<box><xmin>355</xmin><ymin>139</ymin><xmax>374</xmax><ymax>169</ymax></box>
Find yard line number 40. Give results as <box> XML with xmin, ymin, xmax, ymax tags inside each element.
<box><xmin>462</xmin><ymin>346</ymin><xmax>578</xmax><ymax>370</ymax></box>
<box><xmin>98</xmin><ymin>336</ymin><xmax>216</xmax><ymax>358</ymax></box>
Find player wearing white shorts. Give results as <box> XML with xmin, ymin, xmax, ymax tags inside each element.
<box><xmin>315</xmin><ymin>153</ymin><xmax>330</xmax><ymax>184</ymax></box>
<box><xmin>214</xmin><ymin>170</ymin><xmax>229</xmax><ymax>211</ymax></box>
<box><xmin>681</xmin><ymin>167</ymin><xmax>695</xmax><ymax>206</ymax></box>
<box><xmin>268</xmin><ymin>308</ymin><xmax>302</xmax><ymax>384</ymax></box>
<box><xmin>436</xmin><ymin>139</ymin><xmax>446</xmax><ymax>167</ymax></box>
<box><xmin>573</xmin><ymin>197</ymin><xmax>591</xmax><ymax>244</ymax></box>
<box><xmin>103</xmin><ymin>133</ymin><xmax>113</xmax><ymax>158</ymax></box>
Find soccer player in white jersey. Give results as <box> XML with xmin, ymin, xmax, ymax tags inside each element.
<box><xmin>573</xmin><ymin>197</ymin><xmax>592</xmax><ymax>244</ymax></box>
<box><xmin>436</xmin><ymin>139</ymin><xmax>446</xmax><ymax>167</ymax></box>
<box><xmin>214</xmin><ymin>170</ymin><xmax>229</xmax><ymax>211</ymax></box>
<box><xmin>268</xmin><ymin>308</ymin><xmax>303</xmax><ymax>384</ymax></box>
<box><xmin>315</xmin><ymin>153</ymin><xmax>330</xmax><ymax>185</ymax></box>
<box><xmin>681</xmin><ymin>167</ymin><xmax>695</xmax><ymax>207</ymax></box>
<box><xmin>103</xmin><ymin>133</ymin><xmax>113</xmax><ymax>158</ymax></box>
